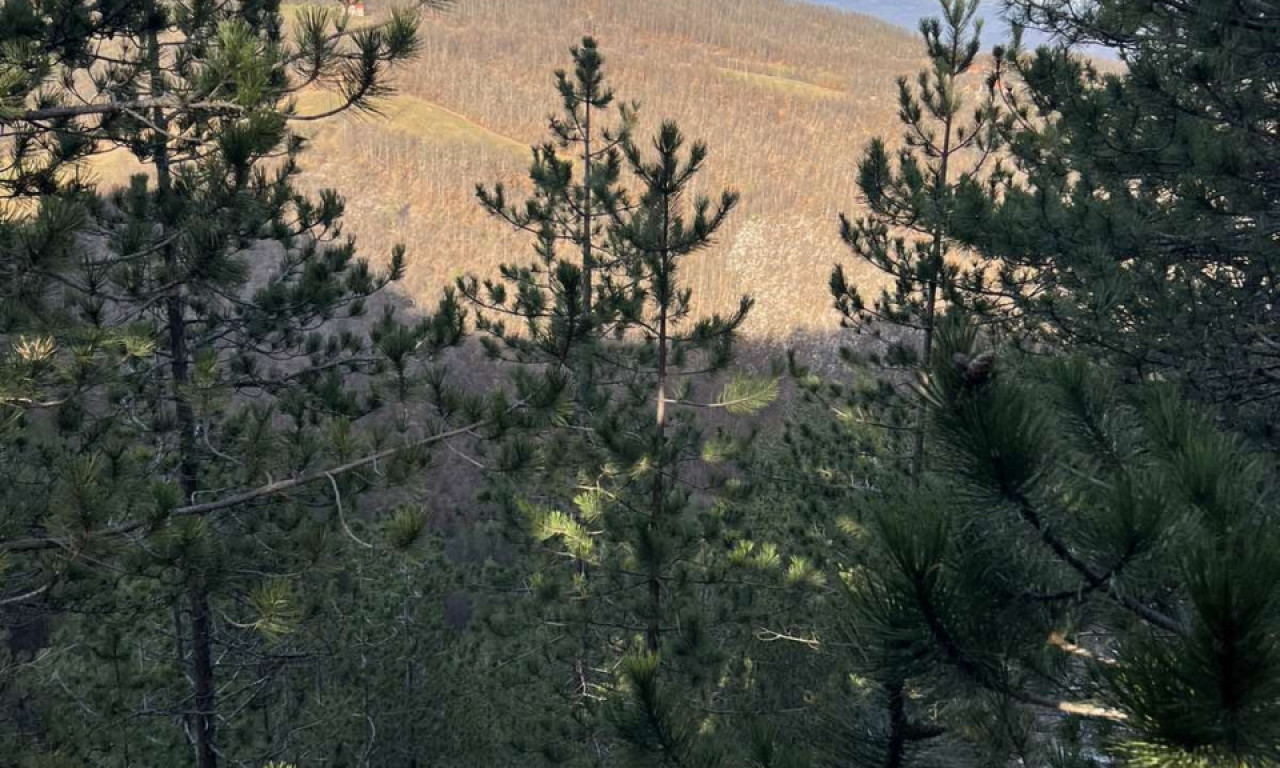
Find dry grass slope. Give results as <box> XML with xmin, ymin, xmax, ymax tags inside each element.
<box><xmin>289</xmin><ymin>0</ymin><xmax>946</xmax><ymax>356</ymax></box>
<box><xmin>294</xmin><ymin>91</ymin><xmax>527</xmax><ymax>155</ymax></box>
<box><xmin>98</xmin><ymin>0</ymin><xmax>957</xmax><ymax>355</ymax></box>
<box><xmin>715</xmin><ymin>67</ymin><xmax>850</xmax><ymax>101</ymax></box>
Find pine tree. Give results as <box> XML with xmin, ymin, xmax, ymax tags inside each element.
<box><xmin>466</xmin><ymin>36</ymin><xmax>634</xmax><ymax>400</ymax></box>
<box><xmin>789</xmin><ymin>2</ymin><xmax>1002</xmax><ymax>764</ymax></box>
<box><xmin>605</xmin><ymin>120</ymin><xmax>748</xmax><ymax>652</ymax></box>
<box><xmin>583</xmin><ymin>118</ymin><xmax>779</xmax><ymax>765</ymax></box>
<box><xmin>843</xmin><ymin>312</ymin><xmax>1280</xmax><ymax>766</ymax></box>
<box><xmin>826</xmin><ymin>0</ymin><xmax>1000</xmax><ymax>476</ymax></box>
<box><xmin>948</xmin><ymin>0</ymin><xmax>1280</xmax><ymax>442</ymax></box>
<box><xmin>465</xmin><ymin>47</ymin><xmax>780</xmax><ymax>757</ymax></box>
<box><xmin>458</xmin><ymin>40</ymin><xmax>639</xmax><ymax>763</ymax></box>
<box><xmin>0</xmin><ymin>3</ymin><xmax>471</xmax><ymax>765</ymax></box>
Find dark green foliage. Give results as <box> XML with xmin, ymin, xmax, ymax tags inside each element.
<box><xmin>609</xmin><ymin>652</ymin><xmax>725</xmax><ymax>768</ymax></box>
<box><xmin>773</xmin><ymin>3</ymin><xmax>1280</xmax><ymax>766</ymax></box>
<box><xmin>461</xmin><ymin>40</ymin><xmax>798</xmax><ymax>766</ymax></box>
<box><xmin>6</xmin><ymin>1</ymin><xmax>1280</xmax><ymax>766</ymax></box>
<box><xmin>0</xmin><ymin>3</ymin><xmax>475</xmax><ymax>766</ymax></box>
<box><xmin>464</xmin><ymin>36</ymin><xmax>633</xmax><ymax>376</ymax></box>
<box><xmin>838</xmin><ymin>314</ymin><xmax>1280</xmax><ymax>765</ymax></box>
<box><xmin>949</xmin><ymin>0</ymin><xmax>1280</xmax><ymax>439</ymax></box>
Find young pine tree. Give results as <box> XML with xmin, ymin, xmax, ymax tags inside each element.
<box><xmin>591</xmin><ymin>120</ymin><xmax>782</xmax><ymax>766</ymax></box>
<box><xmin>465</xmin><ymin>35</ymin><xmax>634</xmax><ymax>391</ymax></box>
<box><xmin>467</xmin><ymin>79</ymin><xmax>776</xmax><ymax>759</ymax></box>
<box><xmin>457</xmin><ymin>40</ymin><xmax>638</xmax><ymax>763</ymax></box>
<box><xmin>785</xmin><ymin>2</ymin><xmax>1002</xmax><ymax>765</ymax></box>
<box><xmin>825</xmin><ymin>0</ymin><xmax>1000</xmax><ymax>477</ymax></box>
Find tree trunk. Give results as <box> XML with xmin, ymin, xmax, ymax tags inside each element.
<box><xmin>909</xmin><ymin>110</ymin><xmax>952</xmax><ymax>482</ymax></box>
<box><xmin>885</xmin><ymin>678</ymin><xmax>907</xmax><ymax>768</ymax></box>
<box><xmin>581</xmin><ymin>98</ymin><xmax>594</xmax><ymax>321</ymax></box>
<box><xmin>188</xmin><ymin>580</ymin><xmax>218</xmax><ymax>768</ymax></box>
<box><xmin>577</xmin><ymin>97</ymin><xmax>596</xmax><ymax>408</ymax></box>
<box><xmin>151</xmin><ymin>29</ymin><xmax>217</xmax><ymax>768</ymax></box>
<box><xmin>895</xmin><ymin>54</ymin><xmax>958</xmax><ymax>768</ymax></box>
<box><xmin>646</xmin><ymin>201</ymin><xmax>671</xmax><ymax>654</ymax></box>
<box><xmin>911</xmin><ymin>277</ymin><xmax>938</xmax><ymax>481</ymax></box>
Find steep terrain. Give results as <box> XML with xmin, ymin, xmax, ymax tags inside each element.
<box><xmin>286</xmin><ymin>0</ymin><xmax>936</xmax><ymax>354</ymax></box>
<box><xmin>81</xmin><ymin>0</ymin><xmax>983</xmax><ymax>352</ymax></box>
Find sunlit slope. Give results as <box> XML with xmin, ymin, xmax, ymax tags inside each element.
<box><xmin>98</xmin><ymin>0</ymin><xmax>935</xmax><ymax>347</ymax></box>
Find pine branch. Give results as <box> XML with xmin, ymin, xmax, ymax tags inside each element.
<box><xmin>0</xmin><ymin>416</ymin><xmax>499</xmax><ymax>554</ymax></box>
<box><xmin>0</xmin><ymin>581</ymin><xmax>53</xmax><ymax>606</ymax></box>
<box><xmin>13</xmin><ymin>98</ymin><xmax>246</xmax><ymax>122</ymax></box>
<box><xmin>910</xmin><ymin>566</ymin><xmax>1130</xmax><ymax>724</ymax></box>
<box><xmin>1010</xmin><ymin>491</ymin><xmax>1187</xmax><ymax>636</ymax></box>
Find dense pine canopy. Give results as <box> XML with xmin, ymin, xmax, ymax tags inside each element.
<box><xmin>2</xmin><ymin>1</ymin><xmax>1278</xmax><ymax>767</ymax></box>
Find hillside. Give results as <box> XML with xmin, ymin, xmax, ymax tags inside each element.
<box><xmin>287</xmin><ymin>0</ymin><xmax>933</xmax><ymax>353</ymax></box>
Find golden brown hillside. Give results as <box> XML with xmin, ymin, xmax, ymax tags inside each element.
<box><xmin>288</xmin><ymin>0</ymin><xmax>929</xmax><ymax>350</ymax></box>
